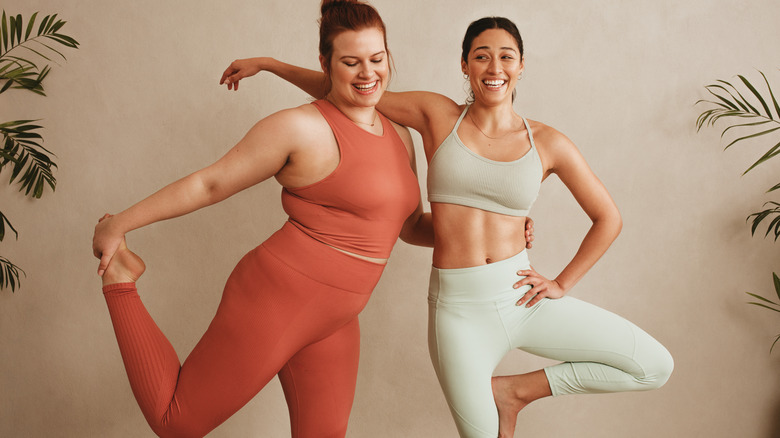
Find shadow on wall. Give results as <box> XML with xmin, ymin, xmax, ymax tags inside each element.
<box><xmin>772</xmin><ymin>391</ymin><xmax>780</xmax><ymax>438</ymax></box>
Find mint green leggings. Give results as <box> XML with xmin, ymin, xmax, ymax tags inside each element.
<box><xmin>427</xmin><ymin>250</ymin><xmax>673</xmax><ymax>438</ymax></box>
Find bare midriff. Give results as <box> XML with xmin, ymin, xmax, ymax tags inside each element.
<box><xmin>431</xmin><ymin>202</ymin><xmax>527</xmax><ymax>269</ymax></box>
<box><xmin>327</xmin><ymin>245</ymin><xmax>388</xmax><ymax>265</ymax></box>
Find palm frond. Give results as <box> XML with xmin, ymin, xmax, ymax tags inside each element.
<box><xmin>0</xmin><ymin>210</ymin><xmax>18</xmax><ymax>241</ymax></box>
<box><xmin>747</xmin><ymin>202</ymin><xmax>780</xmax><ymax>240</ymax></box>
<box><xmin>0</xmin><ymin>120</ymin><xmax>56</xmax><ymax>198</ymax></box>
<box><xmin>697</xmin><ymin>71</ymin><xmax>780</xmax><ymax>187</ymax></box>
<box><xmin>0</xmin><ymin>255</ymin><xmax>25</xmax><ymax>292</ymax></box>
<box><xmin>745</xmin><ymin>273</ymin><xmax>780</xmax><ymax>353</ymax></box>
<box><xmin>0</xmin><ymin>10</ymin><xmax>79</xmax><ymax>95</ymax></box>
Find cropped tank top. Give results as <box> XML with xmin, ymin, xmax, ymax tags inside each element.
<box><xmin>427</xmin><ymin>106</ymin><xmax>543</xmax><ymax>216</ymax></box>
<box><xmin>281</xmin><ymin>99</ymin><xmax>419</xmax><ymax>258</ymax></box>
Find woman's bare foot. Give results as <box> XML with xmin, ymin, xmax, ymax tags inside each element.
<box><xmin>492</xmin><ymin>371</ymin><xmax>552</xmax><ymax>438</ymax></box>
<box><xmin>102</xmin><ymin>239</ymin><xmax>146</xmax><ymax>286</ymax></box>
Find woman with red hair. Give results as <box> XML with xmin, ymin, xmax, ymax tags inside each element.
<box><xmin>93</xmin><ymin>1</ymin><xmax>434</xmax><ymax>436</ymax></box>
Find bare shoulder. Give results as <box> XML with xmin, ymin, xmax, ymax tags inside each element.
<box><xmin>524</xmin><ymin>119</ymin><xmax>584</xmax><ymax>175</ymax></box>
<box><xmin>253</xmin><ymin>103</ymin><xmax>331</xmax><ymax>143</ymax></box>
<box><xmin>525</xmin><ymin>119</ymin><xmax>576</xmax><ymax>152</ymax></box>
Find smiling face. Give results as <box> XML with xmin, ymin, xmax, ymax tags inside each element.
<box><xmin>462</xmin><ymin>28</ymin><xmax>524</xmax><ymax>106</ymax></box>
<box><xmin>321</xmin><ymin>27</ymin><xmax>389</xmax><ymax>109</ymax></box>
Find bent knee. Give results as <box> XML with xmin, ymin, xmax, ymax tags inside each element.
<box><xmin>639</xmin><ymin>346</ymin><xmax>674</xmax><ymax>390</ymax></box>
<box><xmin>150</xmin><ymin>418</ymin><xmax>212</xmax><ymax>438</ymax></box>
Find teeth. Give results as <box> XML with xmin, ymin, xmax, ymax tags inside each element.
<box><xmin>484</xmin><ymin>80</ymin><xmax>506</xmax><ymax>87</ymax></box>
<box><xmin>354</xmin><ymin>81</ymin><xmax>378</xmax><ymax>90</ymax></box>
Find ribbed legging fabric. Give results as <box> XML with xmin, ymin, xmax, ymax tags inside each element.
<box><xmin>102</xmin><ymin>222</ymin><xmax>385</xmax><ymax>438</ymax></box>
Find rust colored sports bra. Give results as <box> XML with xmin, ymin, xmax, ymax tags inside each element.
<box><xmin>281</xmin><ymin>99</ymin><xmax>420</xmax><ymax>258</ymax></box>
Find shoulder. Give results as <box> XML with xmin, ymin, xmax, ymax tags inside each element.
<box><xmin>250</xmin><ymin>103</ymin><xmax>332</xmax><ymax>144</ymax></box>
<box><xmin>525</xmin><ymin>119</ymin><xmax>574</xmax><ymax>151</ymax></box>
<box><xmin>524</xmin><ymin>119</ymin><xmax>583</xmax><ymax>173</ymax></box>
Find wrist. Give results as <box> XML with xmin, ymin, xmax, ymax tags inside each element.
<box><xmin>257</xmin><ymin>57</ymin><xmax>277</xmax><ymax>74</ymax></box>
<box><xmin>552</xmin><ymin>278</ymin><xmax>570</xmax><ymax>293</ymax></box>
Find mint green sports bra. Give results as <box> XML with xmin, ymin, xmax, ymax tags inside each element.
<box><xmin>427</xmin><ymin>106</ymin><xmax>543</xmax><ymax>217</ymax></box>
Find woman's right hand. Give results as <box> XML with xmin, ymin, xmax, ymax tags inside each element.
<box><xmin>220</xmin><ymin>57</ymin><xmax>268</xmax><ymax>91</ymax></box>
<box><xmin>93</xmin><ymin>214</ymin><xmax>125</xmax><ymax>276</ymax></box>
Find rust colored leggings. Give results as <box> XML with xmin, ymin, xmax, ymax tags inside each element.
<box><xmin>102</xmin><ymin>222</ymin><xmax>385</xmax><ymax>437</ymax></box>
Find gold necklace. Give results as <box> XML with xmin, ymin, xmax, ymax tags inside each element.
<box><xmin>348</xmin><ymin>111</ymin><xmax>378</xmax><ymax>127</ymax></box>
<box><xmin>467</xmin><ymin>110</ymin><xmax>522</xmax><ymax>140</ymax></box>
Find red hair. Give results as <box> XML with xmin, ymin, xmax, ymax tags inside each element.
<box><xmin>318</xmin><ymin>0</ymin><xmax>390</xmax><ymax>74</ymax></box>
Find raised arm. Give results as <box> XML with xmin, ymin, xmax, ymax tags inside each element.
<box><xmin>92</xmin><ymin>108</ymin><xmax>310</xmax><ymax>275</ymax></box>
<box><xmin>221</xmin><ymin>57</ymin><xmax>329</xmax><ymax>98</ymax></box>
<box><xmin>515</xmin><ymin>126</ymin><xmax>622</xmax><ymax>307</ymax></box>
<box><xmin>219</xmin><ymin>58</ymin><xmax>459</xmax><ymax>146</ymax></box>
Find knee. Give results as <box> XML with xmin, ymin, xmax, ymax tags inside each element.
<box><xmin>640</xmin><ymin>345</ymin><xmax>674</xmax><ymax>390</ymax></box>
<box><xmin>150</xmin><ymin>419</ymin><xmax>211</xmax><ymax>438</ymax></box>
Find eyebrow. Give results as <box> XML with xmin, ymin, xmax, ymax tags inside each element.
<box><xmin>473</xmin><ymin>46</ymin><xmax>517</xmax><ymax>52</ymax></box>
<box><xmin>339</xmin><ymin>51</ymin><xmax>386</xmax><ymax>60</ymax></box>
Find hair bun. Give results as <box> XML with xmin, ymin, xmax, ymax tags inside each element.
<box><xmin>321</xmin><ymin>0</ymin><xmax>361</xmax><ymax>15</ymax></box>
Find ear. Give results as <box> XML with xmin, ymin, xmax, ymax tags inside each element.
<box><xmin>519</xmin><ymin>57</ymin><xmax>525</xmax><ymax>75</ymax></box>
<box><xmin>319</xmin><ymin>54</ymin><xmax>329</xmax><ymax>75</ymax></box>
<box><xmin>461</xmin><ymin>58</ymin><xmax>468</xmax><ymax>76</ymax></box>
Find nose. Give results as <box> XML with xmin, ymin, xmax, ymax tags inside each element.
<box><xmin>488</xmin><ymin>58</ymin><xmax>502</xmax><ymax>74</ymax></box>
<box><xmin>358</xmin><ymin>60</ymin><xmax>372</xmax><ymax>78</ymax></box>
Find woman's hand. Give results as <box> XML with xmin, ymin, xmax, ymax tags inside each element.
<box><xmin>513</xmin><ymin>266</ymin><xmax>565</xmax><ymax>307</ymax></box>
<box><xmin>220</xmin><ymin>57</ymin><xmax>267</xmax><ymax>91</ymax></box>
<box><xmin>93</xmin><ymin>214</ymin><xmax>124</xmax><ymax>276</ymax></box>
<box><xmin>525</xmin><ymin>217</ymin><xmax>534</xmax><ymax>249</ymax></box>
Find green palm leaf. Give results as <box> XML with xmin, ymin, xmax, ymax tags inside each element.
<box><xmin>747</xmin><ymin>202</ymin><xmax>780</xmax><ymax>240</ymax></box>
<box><xmin>0</xmin><ymin>10</ymin><xmax>79</xmax><ymax>95</ymax></box>
<box><xmin>0</xmin><ymin>120</ymin><xmax>56</xmax><ymax>198</ymax></box>
<box><xmin>746</xmin><ymin>273</ymin><xmax>780</xmax><ymax>353</ymax></box>
<box><xmin>0</xmin><ymin>256</ymin><xmax>25</xmax><ymax>293</ymax></box>
<box><xmin>0</xmin><ymin>210</ymin><xmax>17</xmax><ymax>241</ymax></box>
<box><xmin>697</xmin><ymin>71</ymin><xmax>780</xmax><ymax>190</ymax></box>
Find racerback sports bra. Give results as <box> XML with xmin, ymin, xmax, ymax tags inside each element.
<box><xmin>281</xmin><ymin>99</ymin><xmax>420</xmax><ymax>258</ymax></box>
<box><xmin>427</xmin><ymin>105</ymin><xmax>543</xmax><ymax>217</ymax></box>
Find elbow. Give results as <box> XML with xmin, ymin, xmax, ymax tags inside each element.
<box><xmin>399</xmin><ymin>224</ymin><xmax>416</xmax><ymax>245</ymax></box>
<box><xmin>613</xmin><ymin>211</ymin><xmax>623</xmax><ymax>237</ymax></box>
<box><xmin>592</xmin><ymin>208</ymin><xmax>622</xmax><ymax>240</ymax></box>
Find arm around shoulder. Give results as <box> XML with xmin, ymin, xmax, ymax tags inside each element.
<box><xmin>221</xmin><ymin>57</ymin><xmax>329</xmax><ymax>98</ymax></box>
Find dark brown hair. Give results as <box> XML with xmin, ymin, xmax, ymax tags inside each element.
<box><xmin>319</xmin><ymin>0</ymin><xmax>390</xmax><ymax>74</ymax></box>
<box><xmin>461</xmin><ymin>17</ymin><xmax>524</xmax><ymax>103</ymax></box>
<box><xmin>461</xmin><ymin>16</ymin><xmax>524</xmax><ymax>63</ymax></box>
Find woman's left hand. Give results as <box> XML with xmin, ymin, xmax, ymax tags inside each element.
<box><xmin>513</xmin><ymin>266</ymin><xmax>566</xmax><ymax>307</ymax></box>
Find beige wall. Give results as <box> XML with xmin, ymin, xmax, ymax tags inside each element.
<box><xmin>2</xmin><ymin>0</ymin><xmax>779</xmax><ymax>436</ymax></box>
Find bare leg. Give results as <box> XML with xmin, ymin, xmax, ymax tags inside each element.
<box><xmin>102</xmin><ymin>239</ymin><xmax>146</xmax><ymax>286</ymax></box>
<box><xmin>492</xmin><ymin>370</ymin><xmax>552</xmax><ymax>438</ymax></box>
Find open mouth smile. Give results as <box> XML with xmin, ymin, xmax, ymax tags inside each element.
<box><xmin>483</xmin><ymin>79</ymin><xmax>507</xmax><ymax>90</ymax></box>
<box><xmin>353</xmin><ymin>80</ymin><xmax>379</xmax><ymax>94</ymax></box>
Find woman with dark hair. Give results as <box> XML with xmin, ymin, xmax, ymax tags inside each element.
<box><xmin>223</xmin><ymin>15</ymin><xmax>673</xmax><ymax>438</ymax></box>
<box><xmin>92</xmin><ymin>1</ymin><xmax>436</xmax><ymax>437</ymax></box>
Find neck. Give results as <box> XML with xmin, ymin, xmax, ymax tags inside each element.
<box><xmin>468</xmin><ymin>101</ymin><xmax>521</xmax><ymax>131</ymax></box>
<box><xmin>325</xmin><ymin>94</ymin><xmax>379</xmax><ymax>126</ymax></box>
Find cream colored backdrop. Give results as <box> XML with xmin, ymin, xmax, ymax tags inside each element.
<box><xmin>2</xmin><ymin>0</ymin><xmax>779</xmax><ymax>437</ymax></box>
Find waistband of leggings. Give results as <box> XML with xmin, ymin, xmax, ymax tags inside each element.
<box><xmin>261</xmin><ymin>221</ymin><xmax>386</xmax><ymax>294</ymax></box>
<box><xmin>430</xmin><ymin>250</ymin><xmax>531</xmax><ymax>298</ymax></box>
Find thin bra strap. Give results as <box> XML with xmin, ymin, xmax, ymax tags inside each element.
<box><xmin>521</xmin><ymin>117</ymin><xmax>536</xmax><ymax>150</ymax></box>
<box><xmin>450</xmin><ymin>105</ymin><xmax>470</xmax><ymax>135</ymax></box>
